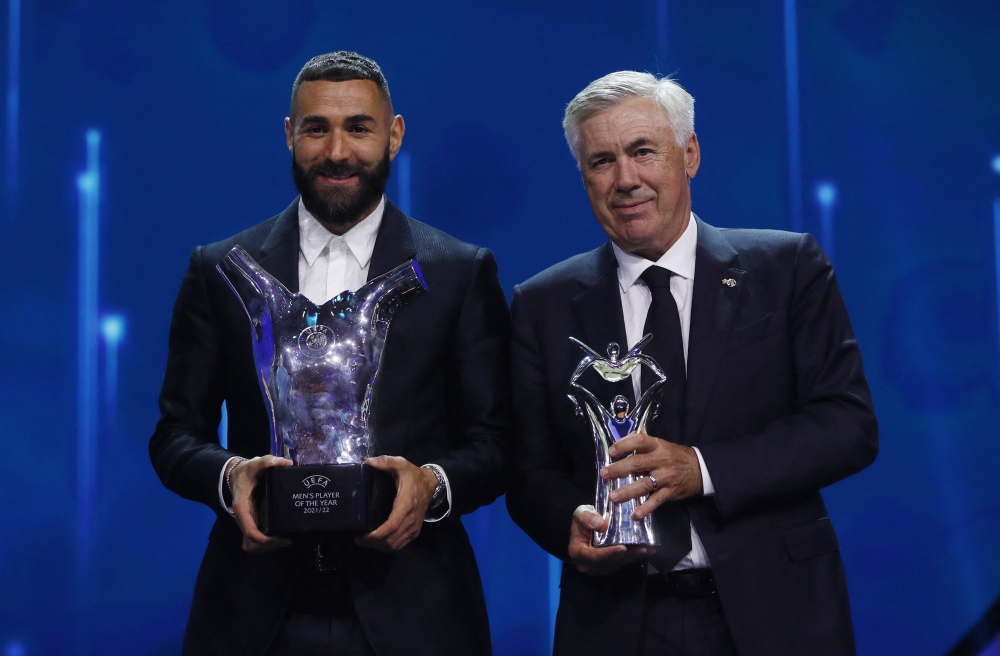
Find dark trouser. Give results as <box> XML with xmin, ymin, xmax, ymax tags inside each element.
<box><xmin>265</xmin><ymin>568</ymin><xmax>376</xmax><ymax>656</ymax></box>
<box><xmin>638</xmin><ymin>570</ymin><xmax>738</xmax><ymax>656</ymax></box>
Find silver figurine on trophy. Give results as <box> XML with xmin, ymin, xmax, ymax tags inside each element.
<box><xmin>217</xmin><ymin>245</ymin><xmax>427</xmax><ymax>536</ymax></box>
<box><xmin>567</xmin><ymin>335</ymin><xmax>667</xmax><ymax>547</ymax></box>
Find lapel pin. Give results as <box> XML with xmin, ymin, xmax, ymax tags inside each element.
<box><xmin>722</xmin><ymin>278</ymin><xmax>736</xmax><ymax>287</ymax></box>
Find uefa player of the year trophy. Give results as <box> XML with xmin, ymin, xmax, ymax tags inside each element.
<box><xmin>217</xmin><ymin>245</ymin><xmax>427</xmax><ymax>537</ymax></box>
<box><xmin>567</xmin><ymin>335</ymin><xmax>668</xmax><ymax>547</ymax></box>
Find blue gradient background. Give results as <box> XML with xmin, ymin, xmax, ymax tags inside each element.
<box><xmin>2</xmin><ymin>1</ymin><xmax>1000</xmax><ymax>654</ymax></box>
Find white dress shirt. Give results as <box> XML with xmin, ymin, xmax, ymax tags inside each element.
<box><xmin>297</xmin><ymin>196</ymin><xmax>383</xmax><ymax>305</ymax></box>
<box><xmin>218</xmin><ymin>196</ymin><xmax>451</xmax><ymax>521</ymax></box>
<box><xmin>611</xmin><ymin>213</ymin><xmax>714</xmax><ymax>571</ymax></box>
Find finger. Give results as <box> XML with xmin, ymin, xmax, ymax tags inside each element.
<box><xmin>607</xmin><ymin>433</ymin><xmax>656</xmax><ymax>457</ymax></box>
<box><xmin>260</xmin><ymin>455</ymin><xmax>294</xmax><ymax>468</ymax></box>
<box><xmin>572</xmin><ymin>508</ymin><xmax>609</xmax><ymax>532</ymax></box>
<box><xmin>389</xmin><ymin>523</ymin><xmax>420</xmax><ymax>551</ymax></box>
<box><xmin>363</xmin><ymin>455</ymin><xmax>404</xmax><ymax>472</ymax></box>
<box><xmin>609</xmin><ymin>477</ymin><xmax>656</xmax><ymax>503</ymax></box>
<box><xmin>365</xmin><ymin>486</ymin><xmax>416</xmax><ymax>541</ymax></box>
<box><xmin>600</xmin><ymin>453</ymin><xmax>651</xmax><ymax>480</ymax></box>
<box><xmin>354</xmin><ymin>534</ymin><xmax>393</xmax><ymax>552</ymax></box>
<box><xmin>249</xmin><ymin>536</ymin><xmax>293</xmax><ymax>553</ymax></box>
<box><xmin>570</xmin><ymin>543</ymin><xmax>628</xmax><ymax>563</ymax></box>
<box><xmin>233</xmin><ymin>499</ymin><xmax>271</xmax><ymax>545</ymax></box>
<box><xmin>633</xmin><ymin>489</ymin><xmax>671</xmax><ymax>520</ymax></box>
<box><xmin>365</xmin><ymin>512</ymin><xmax>403</xmax><ymax>542</ymax></box>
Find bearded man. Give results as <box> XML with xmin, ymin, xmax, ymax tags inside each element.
<box><xmin>150</xmin><ymin>52</ymin><xmax>511</xmax><ymax>656</ymax></box>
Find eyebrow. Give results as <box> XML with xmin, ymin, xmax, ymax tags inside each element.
<box><xmin>299</xmin><ymin>113</ymin><xmax>377</xmax><ymax>125</ymax></box>
<box><xmin>624</xmin><ymin>137</ymin><xmax>655</xmax><ymax>151</ymax></box>
<box><xmin>587</xmin><ymin>137</ymin><xmax>656</xmax><ymax>164</ymax></box>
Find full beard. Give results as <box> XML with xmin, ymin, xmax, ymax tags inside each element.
<box><xmin>291</xmin><ymin>143</ymin><xmax>391</xmax><ymax>227</ymax></box>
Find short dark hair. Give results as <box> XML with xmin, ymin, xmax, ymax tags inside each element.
<box><xmin>290</xmin><ymin>51</ymin><xmax>391</xmax><ymax>114</ymax></box>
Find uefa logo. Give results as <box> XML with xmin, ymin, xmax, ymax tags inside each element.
<box><xmin>302</xmin><ymin>475</ymin><xmax>331</xmax><ymax>489</ymax></box>
<box><xmin>298</xmin><ymin>325</ymin><xmax>335</xmax><ymax>358</ymax></box>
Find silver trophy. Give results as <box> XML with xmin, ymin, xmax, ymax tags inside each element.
<box><xmin>217</xmin><ymin>245</ymin><xmax>427</xmax><ymax>535</ymax></box>
<box><xmin>567</xmin><ymin>335</ymin><xmax>666</xmax><ymax>547</ymax></box>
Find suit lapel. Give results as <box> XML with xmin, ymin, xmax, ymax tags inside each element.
<box><xmin>368</xmin><ymin>200</ymin><xmax>417</xmax><ymax>281</ymax></box>
<box><xmin>683</xmin><ymin>216</ymin><xmax>745</xmax><ymax>445</ymax></box>
<box><xmin>571</xmin><ymin>242</ymin><xmax>631</xmax><ymax>403</ymax></box>
<box><xmin>257</xmin><ymin>199</ymin><xmax>300</xmax><ymax>293</ymax></box>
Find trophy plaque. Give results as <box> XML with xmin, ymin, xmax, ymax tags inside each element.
<box><xmin>567</xmin><ymin>335</ymin><xmax>667</xmax><ymax>547</ymax></box>
<box><xmin>217</xmin><ymin>245</ymin><xmax>427</xmax><ymax>537</ymax></box>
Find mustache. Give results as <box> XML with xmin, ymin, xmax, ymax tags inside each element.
<box><xmin>308</xmin><ymin>159</ymin><xmax>363</xmax><ymax>179</ymax></box>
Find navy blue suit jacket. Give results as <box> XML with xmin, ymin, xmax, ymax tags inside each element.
<box><xmin>150</xmin><ymin>199</ymin><xmax>512</xmax><ymax>655</ymax></box>
<box><xmin>506</xmin><ymin>216</ymin><xmax>878</xmax><ymax>656</ymax></box>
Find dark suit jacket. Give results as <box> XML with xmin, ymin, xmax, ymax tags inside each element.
<box><xmin>150</xmin><ymin>199</ymin><xmax>512</xmax><ymax>656</ymax></box>
<box><xmin>505</xmin><ymin>216</ymin><xmax>878</xmax><ymax>656</ymax></box>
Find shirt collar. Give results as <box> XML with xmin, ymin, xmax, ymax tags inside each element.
<box><xmin>612</xmin><ymin>212</ymin><xmax>698</xmax><ymax>293</ymax></box>
<box><xmin>297</xmin><ymin>196</ymin><xmax>385</xmax><ymax>269</ymax></box>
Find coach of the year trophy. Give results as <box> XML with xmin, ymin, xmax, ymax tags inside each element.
<box><xmin>217</xmin><ymin>245</ymin><xmax>427</xmax><ymax>537</ymax></box>
<box><xmin>567</xmin><ymin>335</ymin><xmax>668</xmax><ymax>547</ymax></box>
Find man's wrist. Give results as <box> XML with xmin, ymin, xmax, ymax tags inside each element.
<box><xmin>421</xmin><ymin>464</ymin><xmax>451</xmax><ymax>522</ymax></box>
<box><xmin>218</xmin><ymin>456</ymin><xmax>242</xmax><ymax>516</ymax></box>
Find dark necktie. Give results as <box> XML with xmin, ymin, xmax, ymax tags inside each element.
<box><xmin>637</xmin><ymin>266</ymin><xmax>692</xmax><ymax>571</ymax></box>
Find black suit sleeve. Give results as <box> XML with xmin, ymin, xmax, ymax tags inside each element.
<box><xmin>697</xmin><ymin>234</ymin><xmax>879</xmax><ymax>516</ymax></box>
<box><xmin>149</xmin><ymin>246</ymin><xmax>232</xmax><ymax>514</ymax></box>
<box><xmin>432</xmin><ymin>248</ymin><xmax>514</xmax><ymax>516</ymax></box>
<box><xmin>505</xmin><ymin>285</ymin><xmax>591</xmax><ymax>561</ymax></box>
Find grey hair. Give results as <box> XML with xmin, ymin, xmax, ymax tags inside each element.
<box><xmin>563</xmin><ymin>71</ymin><xmax>695</xmax><ymax>165</ymax></box>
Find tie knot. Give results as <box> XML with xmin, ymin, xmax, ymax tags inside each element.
<box><xmin>639</xmin><ymin>266</ymin><xmax>674</xmax><ymax>290</ymax></box>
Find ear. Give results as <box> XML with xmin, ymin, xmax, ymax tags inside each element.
<box><xmin>284</xmin><ymin>117</ymin><xmax>294</xmax><ymax>152</ymax></box>
<box><xmin>388</xmin><ymin>114</ymin><xmax>406</xmax><ymax>160</ymax></box>
<box><xmin>684</xmin><ymin>133</ymin><xmax>701</xmax><ymax>179</ymax></box>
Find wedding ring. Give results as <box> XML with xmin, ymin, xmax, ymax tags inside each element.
<box><xmin>648</xmin><ymin>474</ymin><xmax>658</xmax><ymax>491</ymax></box>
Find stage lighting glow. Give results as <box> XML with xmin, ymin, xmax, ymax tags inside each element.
<box><xmin>5</xmin><ymin>0</ymin><xmax>20</xmax><ymax>223</ymax></box>
<box><xmin>395</xmin><ymin>150</ymin><xmax>412</xmax><ymax>215</ymax></box>
<box><xmin>549</xmin><ymin>555</ymin><xmax>560</xmax><ymax>647</ymax></box>
<box><xmin>101</xmin><ymin>314</ymin><xmax>125</xmax><ymax>345</ymax></box>
<box><xmin>76</xmin><ymin>129</ymin><xmax>101</xmax><ymax>619</ymax></box>
<box><xmin>816</xmin><ymin>182</ymin><xmax>837</xmax><ymax>207</ymax></box>
<box><xmin>219</xmin><ymin>401</ymin><xmax>228</xmax><ymax>448</ymax></box>
<box><xmin>4</xmin><ymin>641</ymin><xmax>25</xmax><ymax>656</ymax></box>
<box><xmin>991</xmin><ymin>155</ymin><xmax>1000</xmax><ymax>175</ymax></box>
<box><xmin>783</xmin><ymin>0</ymin><xmax>802</xmax><ymax>232</ymax></box>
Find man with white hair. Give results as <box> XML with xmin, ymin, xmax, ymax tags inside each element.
<box><xmin>506</xmin><ymin>71</ymin><xmax>878</xmax><ymax>655</ymax></box>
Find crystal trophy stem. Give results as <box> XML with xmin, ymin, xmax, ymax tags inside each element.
<box><xmin>568</xmin><ymin>335</ymin><xmax>667</xmax><ymax>547</ymax></box>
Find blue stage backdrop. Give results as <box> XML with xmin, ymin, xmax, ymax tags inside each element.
<box><xmin>2</xmin><ymin>1</ymin><xmax>1000</xmax><ymax>654</ymax></box>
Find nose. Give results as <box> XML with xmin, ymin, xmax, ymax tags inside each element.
<box><xmin>324</xmin><ymin>129</ymin><xmax>350</xmax><ymax>162</ymax></box>
<box><xmin>614</xmin><ymin>156</ymin><xmax>641</xmax><ymax>192</ymax></box>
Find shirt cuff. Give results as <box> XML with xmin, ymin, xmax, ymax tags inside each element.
<box><xmin>218</xmin><ymin>456</ymin><xmax>240</xmax><ymax>517</ymax></box>
<box><xmin>692</xmin><ymin>446</ymin><xmax>715</xmax><ymax>497</ymax></box>
<box><xmin>421</xmin><ymin>464</ymin><xmax>452</xmax><ymax>523</ymax></box>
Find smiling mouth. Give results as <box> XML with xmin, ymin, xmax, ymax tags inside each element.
<box><xmin>318</xmin><ymin>174</ymin><xmax>358</xmax><ymax>186</ymax></box>
<box><xmin>613</xmin><ymin>199</ymin><xmax>652</xmax><ymax>213</ymax></box>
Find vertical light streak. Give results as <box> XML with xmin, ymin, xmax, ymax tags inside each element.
<box><xmin>76</xmin><ymin>130</ymin><xmax>101</xmax><ymax>617</ymax></box>
<box><xmin>993</xmin><ymin>156</ymin><xmax>1000</xmax><ymax>373</ymax></box>
<box><xmin>549</xmin><ymin>555</ymin><xmax>560</xmax><ymax>649</ymax></box>
<box><xmin>5</xmin><ymin>0</ymin><xmax>21</xmax><ymax>222</ymax></box>
<box><xmin>100</xmin><ymin>315</ymin><xmax>124</xmax><ymax>436</ymax></box>
<box><xmin>656</xmin><ymin>0</ymin><xmax>668</xmax><ymax>70</ymax></box>
<box><xmin>395</xmin><ymin>150</ymin><xmax>411</xmax><ymax>215</ymax></box>
<box><xmin>784</xmin><ymin>0</ymin><xmax>803</xmax><ymax>232</ymax></box>
<box><xmin>994</xmin><ymin>198</ymin><xmax>1000</xmax><ymax>369</ymax></box>
<box><xmin>815</xmin><ymin>182</ymin><xmax>836</xmax><ymax>264</ymax></box>
<box><xmin>219</xmin><ymin>401</ymin><xmax>228</xmax><ymax>449</ymax></box>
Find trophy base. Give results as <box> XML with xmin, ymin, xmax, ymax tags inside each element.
<box><xmin>253</xmin><ymin>463</ymin><xmax>394</xmax><ymax>537</ymax></box>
